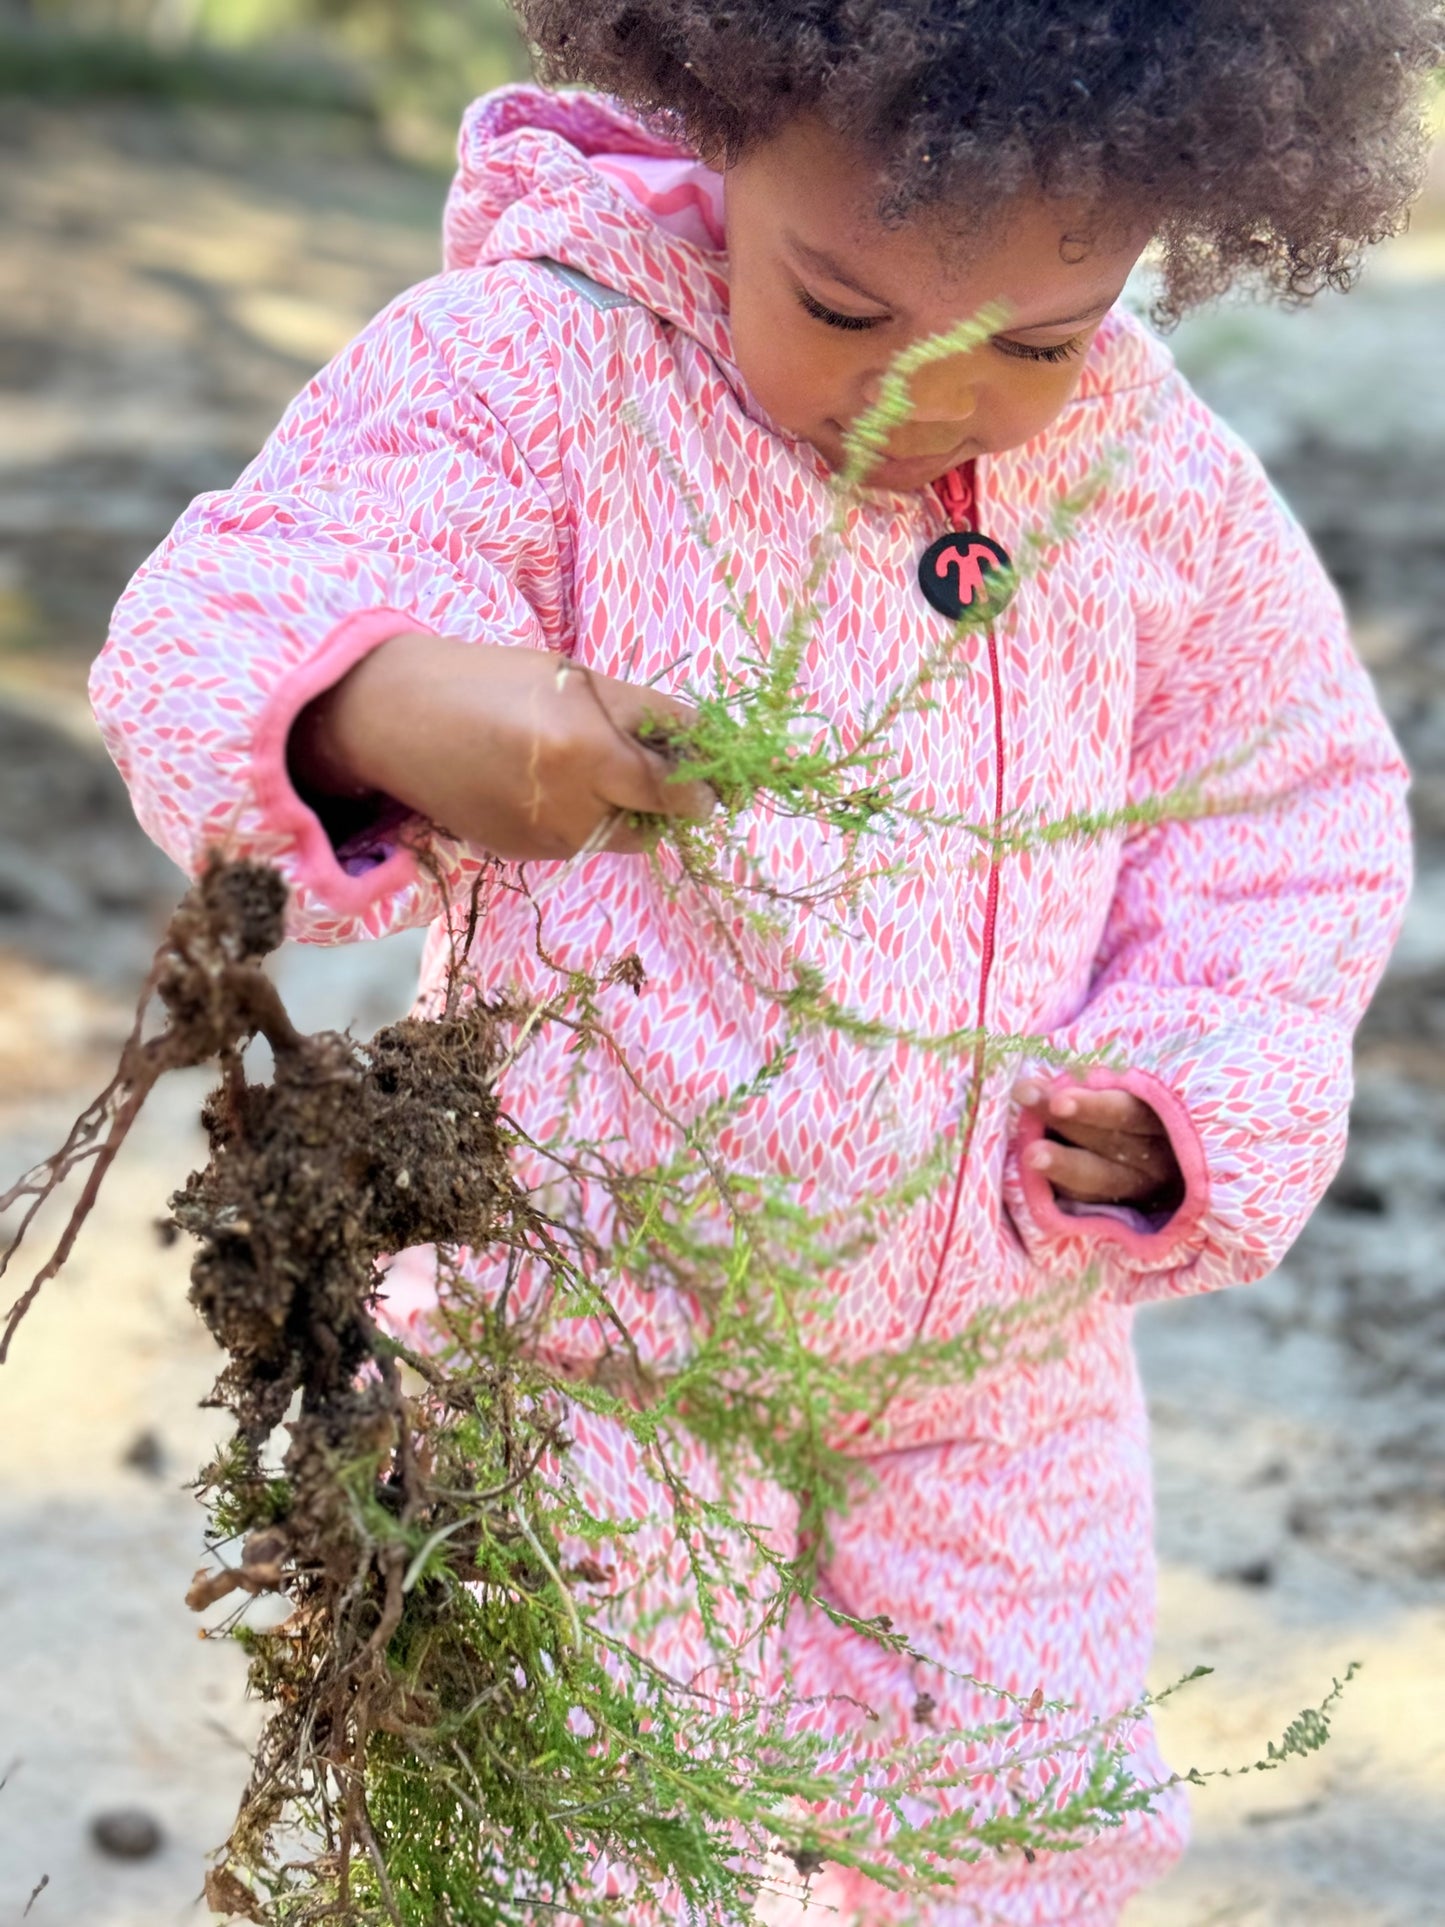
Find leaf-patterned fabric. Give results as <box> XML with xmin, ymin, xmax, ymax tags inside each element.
<box><xmin>92</xmin><ymin>84</ymin><xmax>1411</xmax><ymax>1922</ymax></box>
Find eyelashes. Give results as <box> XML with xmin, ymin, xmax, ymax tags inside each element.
<box><xmin>795</xmin><ymin>286</ymin><xmax>879</xmax><ymax>332</ymax></box>
<box><xmin>990</xmin><ymin>333</ymin><xmax>1087</xmax><ymax>365</ymax></box>
<box><xmin>794</xmin><ymin>285</ymin><xmax>1088</xmax><ymax>363</ymax></box>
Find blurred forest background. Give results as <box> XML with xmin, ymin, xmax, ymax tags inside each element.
<box><xmin>1</xmin><ymin>6</ymin><xmax>1444</xmax><ymax>1926</ymax></box>
<box><xmin>0</xmin><ymin>0</ymin><xmax>532</xmax><ymax>149</ymax></box>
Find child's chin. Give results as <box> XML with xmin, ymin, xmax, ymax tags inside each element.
<box><xmin>819</xmin><ymin>423</ymin><xmax>982</xmax><ymax>489</ymax></box>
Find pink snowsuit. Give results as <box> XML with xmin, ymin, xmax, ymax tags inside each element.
<box><xmin>92</xmin><ymin>84</ymin><xmax>1412</xmax><ymax>1926</ymax></box>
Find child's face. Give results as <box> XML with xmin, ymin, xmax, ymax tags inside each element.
<box><xmin>721</xmin><ymin>116</ymin><xmax>1152</xmax><ymax>490</ymax></box>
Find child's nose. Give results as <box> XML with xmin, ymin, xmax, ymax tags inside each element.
<box><xmin>859</xmin><ymin>360</ymin><xmax>980</xmax><ymax>432</ymax></box>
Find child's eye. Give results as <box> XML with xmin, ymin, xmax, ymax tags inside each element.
<box><xmin>991</xmin><ymin>333</ymin><xmax>1088</xmax><ymax>365</ymax></box>
<box><xmin>795</xmin><ymin>286</ymin><xmax>886</xmax><ymax>332</ymax></box>
<box><xmin>795</xmin><ymin>285</ymin><xmax>1088</xmax><ymax>362</ymax></box>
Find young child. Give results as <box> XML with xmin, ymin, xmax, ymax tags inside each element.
<box><xmin>93</xmin><ymin>2</ymin><xmax>1439</xmax><ymax>1920</ymax></box>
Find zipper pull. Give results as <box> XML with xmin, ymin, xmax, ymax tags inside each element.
<box><xmin>918</xmin><ymin>461</ymin><xmax>1012</xmax><ymax>622</ymax></box>
<box><xmin>932</xmin><ymin>461</ymin><xmax>975</xmax><ymax>530</ymax></box>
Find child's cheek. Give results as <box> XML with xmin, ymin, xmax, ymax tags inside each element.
<box><xmin>981</xmin><ymin>350</ymin><xmax>1095</xmax><ymax>456</ymax></box>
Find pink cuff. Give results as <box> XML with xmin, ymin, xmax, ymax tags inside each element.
<box><xmin>252</xmin><ymin>608</ymin><xmax>440</xmax><ymax>918</ymax></box>
<box><xmin>1014</xmin><ymin>1064</ymin><xmax>1210</xmax><ymax>1263</ymax></box>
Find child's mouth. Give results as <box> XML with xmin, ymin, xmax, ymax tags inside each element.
<box><xmin>826</xmin><ymin>421</ymin><xmax>974</xmax><ymax>482</ymax></box>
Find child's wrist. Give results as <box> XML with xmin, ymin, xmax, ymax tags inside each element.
<box><xmin>287</xmin><ymin>631</ymin><xmax>450</xmax><ymax>805</ymax></box>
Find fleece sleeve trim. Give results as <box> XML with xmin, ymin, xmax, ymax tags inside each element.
<box><xmin>1013</xmin><ymin>1064</ymin><xmax>1211</xmax><ymax>1264</ymax></box>
<box><xmin>250</xmin><ymin>607</ymin><xmax>442</xmax><ymax>920</ymax></box>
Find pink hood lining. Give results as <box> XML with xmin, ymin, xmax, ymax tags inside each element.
<box><xmin>591</xmin><ymin>153</ymin><xmax>726</xmax><ymax>253</ymax></box>
<box><xmin>454</xmin><ymin>84</ymin><xmax>724</xmax><ymax>254</ymax></box>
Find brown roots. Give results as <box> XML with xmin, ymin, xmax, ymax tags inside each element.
<box><xmin>0</xmin><ymin>856</ymin><xmax>543</xmax><ymax>1917</ymax></box>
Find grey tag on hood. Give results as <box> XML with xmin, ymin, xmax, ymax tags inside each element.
<box><xmin>535</xmin><ymin>256</ymin><xmax>636</xmax><ymax>313</ymax></box>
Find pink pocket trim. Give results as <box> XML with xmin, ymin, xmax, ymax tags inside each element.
<box><xmin>1015</xmin><ymin>1064</ymin><xmax>1211</xmax><ymax>1260</ymax></box>
<box><xmin>251</xmin><ymin>608</ymin><xmax>441</xmax><ymax>918</ymax></box>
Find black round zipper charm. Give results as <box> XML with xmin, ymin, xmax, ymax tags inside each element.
<box><xmin>917</xmin><ymin>530</ymin><xmax>1012</xmax><ymax>621</ymax></box>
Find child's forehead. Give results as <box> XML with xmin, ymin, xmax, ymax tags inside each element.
<box><xmin>747</xmin><ymin>110</ymin><xmax>1140</xmax><ymax>262</ymax></box>
<box><xmin>730</xmin><ymin>117</ymin><xmax>1149</xmax><ymax>319</ymax></box>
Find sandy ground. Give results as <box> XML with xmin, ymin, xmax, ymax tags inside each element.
<box><xmin>1</xmin><ymin>100</ymin><xmax>1443</xmax><ymax>1926</ymax></box>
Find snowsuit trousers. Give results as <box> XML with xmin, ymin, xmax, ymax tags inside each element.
<box><xmin>556</xmin><ymin>1389</ymin><xmax>1191</xmax><ymax>1927</ymax></box>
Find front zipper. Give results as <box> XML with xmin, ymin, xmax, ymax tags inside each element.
<box><xmin>915</xmin><ymin>456</ymin><xmax>1007</xmax><ymax>1341</ymax></box>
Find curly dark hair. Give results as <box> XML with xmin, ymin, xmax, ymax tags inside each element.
<box><xmin>513</xmin><ymin>0</ymin><xmax>1444</xmax><ymax>322</ymax></box>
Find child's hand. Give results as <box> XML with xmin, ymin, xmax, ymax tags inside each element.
<box><xmin>288</xmin><ymin>635</ymin><xmax>716</xmax><ymax>861</ymax></box>
<box><xmin>1011</xmin><ymin>1079</ymin><xmax>1184</xmax><ymax>1212</ymax></box>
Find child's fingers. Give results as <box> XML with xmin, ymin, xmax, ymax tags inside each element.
<box><xmin>597</xmin><ymin>732</ymin><xmax>716</xmax><ymax>822</ymax></box>
<box><xmin>1012</xmin><ymin>1080</ymin><xmax>1163</xmax><ymax>1137</ymax></box>
<box><xmin>1021</xmin><ymin>1137</ymin><xmax>1162</xmax><ymax>1204</ymax></box>
<box><xmin>1037</xmin><ymin>1119</ymin><xmax>1178</xmax><ymax>1185</ymax></box>
<box><xmin>1050</xmin><ymin>1088</ymin><xmax>1162</xmax><ymax>1136</ymax></box>
<box><xmin>559</xmin><ymin>663</ymin><xmax>716</xmax><ymax>823</ymax></box>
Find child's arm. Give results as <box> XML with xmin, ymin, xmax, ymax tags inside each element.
<box><xmin>90</xmin><ymin>270</ymin><xmax>704</xmax><ymax>946</ymax></box>
<box><xmin>1001</xmin><ymin>385</ymin><xmax>1413</xmax><ymax>1305</ymax></box>
<box><xmin>287</xmin><ymin>632</ymin><xmax>706</xmax><ymax>862</ymax></box>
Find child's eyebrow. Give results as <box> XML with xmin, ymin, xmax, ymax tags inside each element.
<box><xmin>784</xmin><ymin>232</ymin><xmax>893</xmax><ymax>306</ymax></box>
<box><xmin>1005</xmin><ymin>295</ymin><xmax>1120</xmax><ymax>332</ymax></box>
<box><xmin>783</xmin><ymin>230</ymin><xmax>1120</xmax><ymax>330</ymax></box>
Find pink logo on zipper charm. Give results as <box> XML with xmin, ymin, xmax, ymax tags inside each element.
<box><xmin>917</xmin><ymin>530</ymin><xmax>1012</xmax><ymax>621</ymax></box>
